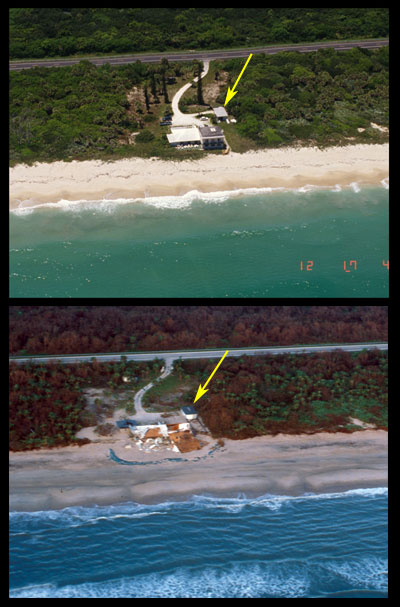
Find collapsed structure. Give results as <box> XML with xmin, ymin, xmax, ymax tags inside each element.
<box><xmin>116</xmin><ymin>420</ymin><xmax>202</xmax><ymax>453</ymax></box>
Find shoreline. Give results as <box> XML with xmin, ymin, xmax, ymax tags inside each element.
<box><xmin>9</xmin><ymin>430</ymin><xmax>387</xmax><ymax>512</ymax></box>
<box><xmin>10</xmin><ymin>143</ymin><xmax>389</xmax><ymax>211</ymax></box>
<box><xmin>10</xmin><ymin>486</ymin><xmax>388</xmax><ymax>515</ymax></box>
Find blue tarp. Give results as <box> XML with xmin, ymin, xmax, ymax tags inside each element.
<box><xmin>116</xmin><ymin>419</ymin><xmax>137</xmax><ymax>429</ymax></box>
<box><xmin>108</xmin><ymin>443</ymin><xmax>222</xmax><ymax>466</ymax></box>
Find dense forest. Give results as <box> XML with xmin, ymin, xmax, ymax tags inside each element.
<box><xmin>9</xmin><ymin>359</ymin><xmax>161</xmax><ymax>451</ymax></box>
<box><xmin>10</xmin><ymin>59</ymin><xmax>198</xmax><ymax>165</ymax></box>
<box><xmin>9</xmin><ymin>306</ymin><xmax>387</xmax><ymax>356</ymax></box>
<box><xmin>215</xmin><ymin>46</ymin><xmax>388</xmax><ymax>148</ymax></box>
<box><xmin>10</xmin><ymin>44</ymin><xmax>388</xmax><ymax>165</ymax></box>
<box><xmin>9</xmin><ymin>8</ymin><xmax>388</xmax><ymax>60</ymax></box>
<box><xmin>180</xmin><ymin>350</ymin><xmax>388</xmax><ymax>439</ymax></box>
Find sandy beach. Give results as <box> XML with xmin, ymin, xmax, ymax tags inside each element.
<box><xmin>9</xmin><ymin>430</ymin><xmax>387</xmax><ymax>512</ymax></box>
<box><xmin>10</xmin><ymin>144</ymin><xmax>388</xmax><ymax>210</ymax></box>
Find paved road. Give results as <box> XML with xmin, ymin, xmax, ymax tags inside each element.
<box><xmin>9</xmin><ymin>39</ymin><xmax>388</xmax><ymax>70</ymax></box>
<box><xmin>9</xmin><ymin>343</ymin><xmax>388</xmax><ymax>366</ymax></box>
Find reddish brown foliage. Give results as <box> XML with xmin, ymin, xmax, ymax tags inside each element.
<box><xmin>9</xmin><ymin>306</ymin><xmax>387</xmax><ymax>356</ymax></box>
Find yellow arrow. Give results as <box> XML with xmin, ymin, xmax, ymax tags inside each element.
<box><xmin>193</xmin><ymin>350</ymin><xmax>229</xmax><ymax>404</ymax></box>
<box><xmin>224</xmin><ymin>53</ymin><xmax>253</xmax><ymax>106</ymax></box>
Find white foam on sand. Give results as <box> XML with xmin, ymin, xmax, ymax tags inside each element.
<box><xmin>10</xmin><ymin>179</ymin><xmax>388</xmax><ymax>216</ymax></box>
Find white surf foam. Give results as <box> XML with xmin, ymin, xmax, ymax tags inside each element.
<box><xmin>9</xmin><ymin>562</ymin><xmax>311</xmax><ymax>598</ymax></box>
<box><xmin>349</xmin><ymin>182</ymin><xmax>361</xmax><ymax>193</ymax></box>
<box><xmin>9</xmin><ymin>487</ymin><xmax>387</xmax><ymax>522</ymax></box>
<box><xmin>11</xmin><ymin>179</ymin><xmax>389</xmax><ymax>215</ymax></box>
<box><xmin>9</xmin><ymin>554</ymin><xmax>388</xmax><ymax>598</ymax></box>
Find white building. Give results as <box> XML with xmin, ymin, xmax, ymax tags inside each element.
<box><xmin>167</xmin><ymin>126</ymin><xmax>202</xmax><ymax>147</ymax></box>
<box><xmin>167</xmin><ymin>124</ymin><xmax>226</xmax><ymax>150</ymax></box>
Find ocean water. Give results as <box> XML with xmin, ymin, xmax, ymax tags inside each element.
<box><xmin>9</xmin><ymin>488</ymin><xmax>388</xmax><ymax>598</ymax></box>
<box><xmin>10</xmin><ymin>184</ymin><xmax>388</xmax><ymax>298</ymax></box>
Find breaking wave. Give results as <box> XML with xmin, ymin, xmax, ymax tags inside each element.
<box><xmin>10</xmin><ymin>488</ymin><xmax>387</xmax><ymax>598</ymax></box>
<box><xmin>11</xmin><ymin>179</ymin><xmax>388</xmax><ymax>215</ymax></box>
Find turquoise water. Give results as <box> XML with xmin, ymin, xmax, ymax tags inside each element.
<box><xmin>9</xmin><ymin>489</ymin><xmax>388</xmax><ymax>598</ymax></box>
<box><xmin>10</xmin><ymin>186</ymin><xmax>389</xmax><ymax>297</ymax></box>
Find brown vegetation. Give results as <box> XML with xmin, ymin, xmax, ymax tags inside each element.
<box><xmin>9</xmin><ymin>358</ymin><xmax>160</xmax><ymax>451</ymax></box>
<box><xmin>95</xmin><ymin>423</ymin><xmax>117</xmax><ymax>436</ymax></box>
<box><xmin>184</xmin><ymin>349</ymin><xmax>388</xmax><ymax>439</ymax></box>
<box><xmin>9</xmin><ymin>306</ymin><xmax>387</xmax><ymax>356</ymax></box>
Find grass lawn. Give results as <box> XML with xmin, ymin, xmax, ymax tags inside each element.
<box><xmin>143</xmin><ymin>371</ymin><xmax>197</xmax><ymax>413</ymax></box>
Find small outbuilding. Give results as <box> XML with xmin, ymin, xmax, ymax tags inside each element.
<box><xmin>180</xmin><ymin>406</ymin><xmax>198</xmax><ymax>421</ymax></box>
<box><xmin>213</xmin><ymin>106</ymin><xmax>228</xmax><ymax>122</ymax></box>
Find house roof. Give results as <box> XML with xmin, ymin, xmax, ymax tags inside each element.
<box><xmin>167</xmin><ymin>126</ymin><xmax>201</xmax><ymax>144</ymax></box>
<box><xmin>181</xmin><ymin>406</ymin><xmax>197</xmax><ymax>415</ymax></box>
<box><xmin>213</xmin><ymin>106</ymin><xmax>228</xmax><ymax>118</ymax></box>
<box><xmin>199</xmin><ymin>125</ymin><xmax>225</xmax><ymax>139</ymax></box>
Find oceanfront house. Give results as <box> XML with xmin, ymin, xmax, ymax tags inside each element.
<box><xmin>181</xmin><ymin>406</ymin><xmax>198</xmax><ymax>421</ymax></box>
<box><xmin>167</xmin><ymin>125</ymin><xmax>226</xmax><ymax>150</ymax></box>
<box><xmin>167</xmin><ymin>126</ymin><xmax>202</xmax><ymax>147</ymax></box>
<box><xmin>198</xmin><ymin>125</ymin><xmax>226</xmax><ymax>150</ymax></box>
<box><xmin>213</xmin><ymin>106</ymin><xmax>228</xmax><ymax>122</ymax></box>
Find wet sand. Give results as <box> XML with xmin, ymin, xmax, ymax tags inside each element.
<box><xmin>9</xmin><ymin>430</ymin><xmax>387</xmax><ymax>511</ymax></box>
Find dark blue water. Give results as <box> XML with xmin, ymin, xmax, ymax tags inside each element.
<box><xmin>9</xmin><ymin>488</ymin><xmax>388</xmax><ymax>598</ymax></box>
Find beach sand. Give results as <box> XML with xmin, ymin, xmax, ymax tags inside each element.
<box><xmin>9</xmin><ymin>430</ymin><xmax>387</xmax><ymax>511</ymax></box>
<box><xmin>10</xmin><ymin>144</ymin><xmax>388</xmax><ymax>210</ymax></box>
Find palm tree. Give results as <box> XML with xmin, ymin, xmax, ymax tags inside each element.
<box><xmin>148</xmin><ymin>67</ymin><xmax>159</xmax><ymax>104</ymax></box>
<box><xmin>143</xmin><ymin>81</ymin><xmax>150</xmax><ymax>112</ymax></box>
<box><xmin>194</xmin><ymin>60</ymin><xmax>205</xmax><ymax>105</ymax></box>
<box><xmin>160</xmin><ymin>58</ymin><xmax>170</xmax><ymax>104</ymax></box>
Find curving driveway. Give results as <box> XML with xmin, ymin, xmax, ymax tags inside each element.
<box><xmin>133</xmin><ymin>357</ymin><xmax>175</xmax><ymax>423</ymax></box>
<box><xmin>171</xmin><ymin>60</ymin><xmax>212</xmax><ymax>126</ymax></box>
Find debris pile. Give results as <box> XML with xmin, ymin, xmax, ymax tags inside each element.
<box><xmin>125</xmin><ymin>421</ymin><xmax>202</xmax><ymax>453</ymax></box>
